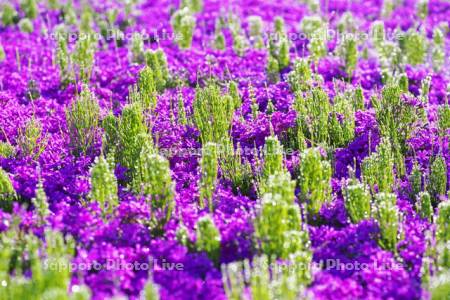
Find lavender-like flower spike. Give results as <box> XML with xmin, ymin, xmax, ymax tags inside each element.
<box><xmin>373</xmin><ymin>192</ymin><xmax>399</xmax><ymax>252</ymax></box>
<box><xmin>90</xmin><ymin>155</ymin><xmax>119</xmax><ymax>218</ymax></box>
<box><xmin>195</xmin><ymin>215</ymin><xmax>221</xmax><ymax>264</ymax></box>
<box><xmin>199</xmin><ymin>142</ymin><xmax>218</xmax><ymax>211</ymax></box>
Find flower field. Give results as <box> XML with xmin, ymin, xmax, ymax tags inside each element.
<box><xmin>0</xmin><ymin>0</ymin><xmax>449</xmax><ymax>299</ymax></box>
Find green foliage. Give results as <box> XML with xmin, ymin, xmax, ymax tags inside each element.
<box><xmin>353</xmin><ymin>85</ymin><xmax>365</xmax><ymax>111</ymax></box>
<box><xmin>362</xmin><ymin>138</ymin><xmax>395</xmax><ymax>193</ymax></box>
<box><xmin>298</xmin><ymin>148</ymin><xmax>332</xmax><ymax>215</ymax></box>
<box><xmin>138</xmin><ymin>66</ymin><xmax>158</xmax><ymax>109</ymax></box>
<box><xmin>181</xmin><ymin>0</ymin><xmax>203</xmax><ymax>12</ymax></box>
<box><xmin>222</xmin><ymin>254</ymin><xmax>311</xmax><ymax>300</ymax></box>
<box><xmin>18</xmin><ymin>18</ymin><xmax>34</xmax><ymax>33</ymax></box>
<box><xmin>372</xmin><ymin>192</ymin><xmax>399</xmax><ymax>252</ymax></box>
<box><xmin>371</xmin><ymin>21</ymin><xmax>385</xmax><ymax>51</ymax></box>
<box><xmin>133</xmin><ymin>147</ymin><xmax>174</xmax><ymax>224</ymax></box>
<box><xmin>73</xmin><ymin>29</ymin><xmax>97</xmax><ymax>83</ymax></box>
<box><xmin>130</xmin><ymin>33</ymin><xmax>144</xmax><ymax>63</ymax></box>
<box><xmin>344</xmin><ymin>180</ymin><xmax>371</xmax><ymax>223</ymax></box>
<box><xmin>337</xmin><ymin>12</ymin><xmax>355</xmax><ymax>33</ymax></box>
<box><xmin>199</xmin><ymin>143</ymin><xmax>218</xmax><ymax>211</ymax></box>
<box><xmin>2</xmin><ymin>3</ymin><xmax>18</xmax><ymax>26</ymax></box>
<box><xmin>416</xmin><ymin>0</ymin><xmax>429</xmax><ymax>20</ymax></box>
<box><xmin>337</xmin><ymin>37</ymin><xmax>358</xmax><ymax>77</ymax></box>
<box><xmin>0</xmin><ymin>168</ymin><xmax>15</xmax><ymax>212</ymax></box>
<box><xmin>300</xmin><ymin>16</ymin><xmax>326</xmax><ymax>62</ymax></box>
<box><xmin>0</xmin><ymin>227</ymin><xmax>90</xmax><ymax>300</ymax></box>
<box><xmin>303</xmin><ymin>88</ymin><xmax>331</xmax><ymax>144</ymax></box>
<box><xmin>409</xmin><ymin>161</ymin><xmax>423</xmax><ymax>198</ymax></box>
<box><xmin>171</xmin><ymin>8</ymin><xmax>196</xmax><ymax>49</ymax></box>
<box><xmin>144</xmin><ymin>49</ymin><xmax>170</xmax><ymax>92</ymax></box>
<box><xmin>403</xmin><ymin>29</ymin><xmax>427</xmax><ymax>66</ymax></box>
<box><xmin>420</xmin><ymin>75</ymin><xmax>431</xmax><ymax>103</ymax></box>
<box><xmin>428</xmin><ymin>154</ymin><xmax>448</xmax><ymax>202</ymax></box>
<box><xmin>292</xmin><ymin>87</ymin><xmax>355</xmax><ymax>149</ymax></box>
<box><xmin>17</xmin><ymin>116</ymin><xmax>46</xmax><ymax>159</ymax></box>
<box><xmin>195</xmin><ymin>215</ymin><xmax>221</xmax><ymax>264</ymax></box>
<box><xmin>266</xmin><ymin>55</ymin><xmax>280</xmax><ymax>83</ymax></box>
<box><xmin>0</xmin><ymin>142</ymin><xmax>15</xmax><ymax>158</ymax></box>
<box><xmin>277</xmin><ymin>39</ymin><xmax>290</xmax><ymax>69</ymax></box>
<box><xmin>20</xmin><ymin>0</ymin><xmax>38</xmax><ymax>19</ymax></box>
<box><xmin>288</xmin><ymin>58</ymin><xmax>312</xmax><ymax>93</ymax></box>
<box><xmin>0</xmin><ymin>44</ymin><xmax>5</xmax><ymax>62</ymax></box>
<box><xmin>432</xmin><ymin>28</ymin><xmax>445</xmax><ymax>71</ymax></box>
<box><xmin>89</xmin><ymin>155</ymin><xmax>119</xmax><ymax>218</ymax></box>
<box><xmin>32</xmin><ymin>179</ymin><xmax>50</xmax><ymax>224</ymax></box>
<box><xmin>177</xmin><ymin>92</ymin><xmax>188</xmax><ymax>125</ymax></box>
<box><xmin>261</xmin><ymin>136</ymin><xmax>284</xmax><ymax>181</ymax></box>
<box><xmin>430</xmin><ymin>272</ymin><xmax>450</xmax><ymax>300</ymax></box>
<box><xmin>141</xmin><ymin>276</ymin><xmax>160</xmax><ymax>300</ymax></box>
<box><xmin>220</xmin><ymin>142</ymin><xmax>253</xmax><ymax>195</ymax></box>
<box><xmin>228</xmin><ymin>81</ymin><xmax>242</xmax><ymax>109</ymax></box>
<box><xmin>436</xmin><ymin>201</ymin><xmax>450</xmax><ymax>269</ymax></box>
<box><xmin>373</xmin><ymin>84</ymin><xmax>421</xmax><ymax>175</ymax></box>
<box><xmin>54</xmin><ymin>25</ymin><xmax>72</xmax><ymax>84</ymax></box>
<box><xmin>255</xmin><ymin>187</ymin><xmax>306</xmax><ymax>259</ymax></box>
<box><xmin>117</xmin><ymin>102</ymin><xmax>149</xmax><ymax>172</ymax></box>
<box><xmin>193</xmin><ymin>83</ymin><xmax>235</xmax><ymax>145</ymax></box>
<box><xmin>214</xmin><ymin>27</ymin><xmax>226</xmax><ymax>50</ymax></box>
<box><xmin>416</xmin><ymin>191</ymin><xmax>433</xmax><ymax>221</ymax></box>
<box><xmin>398</xmin><ymin>73</ymin><xmax>409</xmax><ymax>93</ymax></box>
<box><xmin>248</xmin><ymin>16</ymin><xmax>264</xmax><ymax>49</ymax></box>
<box><xmin>438</xmin><ymin>102</ymin><xmax>450</xmax><ymax>135</ymax></box>
<box><xmin>101</xmin><ymin>112</ymin><xmax>119</xmax><ymax>154</ymax></box>
<box><xmin>65</xmin><ymin>86</ymin><xmax>100</xmax><ymax>156</ymax></box>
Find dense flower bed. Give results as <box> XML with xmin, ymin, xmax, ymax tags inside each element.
<box><xmin>0</xmin><ymin>0</ymin><xmax>449</xmax><ymax>299</ymax></box>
